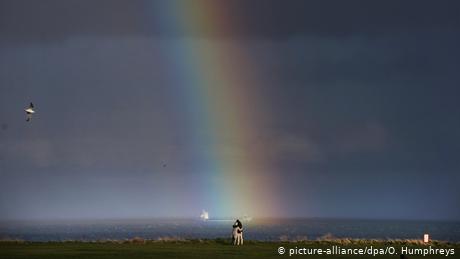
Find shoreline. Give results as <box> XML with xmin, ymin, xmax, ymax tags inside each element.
<box><xmin>1</xmin><ymin>238</ymin><xmax>459</xmax><ymax>245</ymax></box>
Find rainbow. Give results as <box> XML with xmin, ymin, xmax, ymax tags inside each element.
<box><xmin>146</xmin><ymin>1</ymin><xmax>279</xmax><ymax>218</ymax></box>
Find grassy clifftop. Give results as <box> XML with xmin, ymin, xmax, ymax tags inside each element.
<box><xmin>1</xmin><ymin>239</ymin><xmax>459</xmax><ymax>259</ymax></box>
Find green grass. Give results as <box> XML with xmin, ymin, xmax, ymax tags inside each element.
<box><xmin>1</xmin><ymin>240</ymin><xmax>459</xmax><ymax>259</ymax></box>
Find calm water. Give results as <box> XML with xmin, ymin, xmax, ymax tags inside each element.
<box><xmin>1</xmin><ymin>218</ymin><xmax>459</xmax><ymax>242</ymax></box>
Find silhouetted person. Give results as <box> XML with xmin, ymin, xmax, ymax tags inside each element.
<box><xmin>232</xmin><ymin>219</ymin><xmax>243</xmax><ymax>245</ymax></box>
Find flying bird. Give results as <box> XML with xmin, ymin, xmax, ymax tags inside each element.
<box><xmin>25</xmin><ymin>102</ymin><xmax>35</xmax><ymax>122</ymax></box>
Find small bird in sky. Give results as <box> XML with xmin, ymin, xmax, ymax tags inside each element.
<box><xmin>25</xmin><ymin>102</ymin><xmax>35</xmax><ymax>122</ymax></box>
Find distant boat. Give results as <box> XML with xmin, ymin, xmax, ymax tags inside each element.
<box><xmin>200</xmin><ymin>210</ymin><xmax>209</xmax><ymax>221</ymax></box>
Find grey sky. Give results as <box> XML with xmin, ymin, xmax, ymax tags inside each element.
<box><xmin>1</xmin><ymin>0</ymin><xmax>459</xmax><ymax>220</ymax></box>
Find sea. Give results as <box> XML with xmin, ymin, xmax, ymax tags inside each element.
<box><xmin>0</xmin><ymin>218</ymin><xmax>459</xmax><ymax>242</ymax></box>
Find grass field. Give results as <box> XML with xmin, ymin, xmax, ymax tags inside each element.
<box><xmin>1</xmin><ymin>239</ymin><xmax>459</xmax><ymax>259</ymax></box>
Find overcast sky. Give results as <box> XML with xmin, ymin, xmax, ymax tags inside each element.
<box><xmin>1</xmin><ymin>0</ymin><xmax>459</xmax><ymax>220</ymax></box>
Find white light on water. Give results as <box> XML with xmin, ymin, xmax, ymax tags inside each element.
<box><xmin>200</xmin><ymin>210</ymin><xmax>209</xmax><ymax>221</ymax></box>
<box><xmin>242</xmin><ymin>214</ymin><xmax>253</xmax><ymax>222</ymax></box>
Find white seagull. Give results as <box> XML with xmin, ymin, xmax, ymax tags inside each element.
<box><xmin>25</xmin><ymin>102</ymin><xmax>35</xmax><ymax>122</ymax></box>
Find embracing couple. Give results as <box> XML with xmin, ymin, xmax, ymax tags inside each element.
<box><xmin>232</xmin><ymin>219</ymin><xmax>243</xmax><ymax>245</ymax></box>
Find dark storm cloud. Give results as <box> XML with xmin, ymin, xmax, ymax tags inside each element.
<box><xmin>1</xmin><ymin>0</ymin><xmax>460</xmax><ymax>43</ymax></box>
<box><xmin>1</xmin><ymin>1</ymin><xmax>460</xmax><ymax>220</ymax></box>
